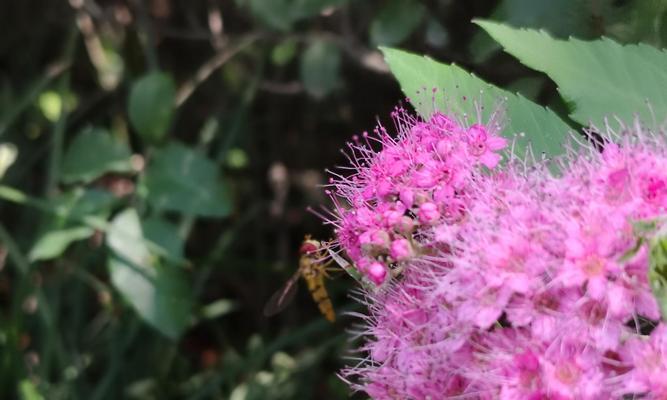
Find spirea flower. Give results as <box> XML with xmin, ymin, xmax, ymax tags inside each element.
<box><xmin>330</xmin><ymin>106</ymin><xmax>667</xmax><ymax>399</ymax></box>
<box><xmin>325</xmin><ymin>105</ymin><xmax>507</xmax><ymax>284</ymax></box>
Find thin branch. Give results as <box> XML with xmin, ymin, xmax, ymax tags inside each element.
<box><xmin>175</xmin><ymin>34</ymin><xmax>259</xmax><ymax>107</ymax></box>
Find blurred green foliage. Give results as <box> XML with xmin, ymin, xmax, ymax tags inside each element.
<box><xmin>0</xmin><ymin>1</ymin><xmax>664</xmax><ymax>399</ymax></box>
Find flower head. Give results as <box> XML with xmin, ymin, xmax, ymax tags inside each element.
<box><xmin>331</xmin><ymin>106</ymin><xmax>667</xmax><ymax>399</ymax></box>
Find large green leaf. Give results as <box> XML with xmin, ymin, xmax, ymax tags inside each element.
<box><xmin>369</xmin><ymin>0</ymin><xmax>426</xmax><ymax>46</ymax></box>
<box><xmin>61</xmin><ymin>127</ymin><xmax>133</xmax><ymax>184</ymax></box>
<box><xmin>382</xmin><ymin>47</ymin><xmax>571</xmax><ymax>159</ymax></box>
<box><xmin>476</xmin><ymin>20</ymin><xmax>667</xmax><ymax>128</ymax></box>
<box><xmin>143</xmin><ymin>142</ymin><xmax>232</xmax><ymax>217</ymax></box>
<box><xmin>128</xmin><ymin>72</ymin><xmax>176</xmax><ymax>144</ymax></box>
<box><xmin>107</xmin><ymin>209</ymin><xmax>192</xmax><ymax>339</ymax></box>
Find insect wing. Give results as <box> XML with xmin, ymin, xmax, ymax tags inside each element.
<box><xmin>263</xmin><ymin>271</ymin><xmax>300</xmax><ymax>317</ymax></box>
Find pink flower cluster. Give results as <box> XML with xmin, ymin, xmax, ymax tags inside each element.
<box><xmin>330</xmin><ymin>109</ymin><xmax>667</xmax><ymax>399</ymax></box>
<box><xmin>326</xmin><ymin>106</ymin><xmax>507</xmax><ymax>285</ymax></box>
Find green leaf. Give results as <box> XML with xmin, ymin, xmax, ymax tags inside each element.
<box><xmin>143</xmin><ymin>142</ymin><xmax>232</xmax><ymax>217</ymax></box>
<box><xmin>107</xmin><ymin>209</ymin><xmax>193</xmax><ymax>339</ymax></box>
<box><xmin>382</xmin><ymin>47</ymin><xmax>571</xmax><ymax>159</ymax></box>
<box><xmin>201</xmin><ymin>299</ymin><xmax>238</xmax><ymax>319</ymax></box>
<box><xmin>57</xmin><ymin>188</ymin><xmax>117</xmax><ymax>221</ymax></box>
<box><xmin>38</xmin><ymin>91</ymin><xmax>62</xmax><ymax>122</ymax></box>
<box><xmin>299</xmin><ymin>40</ymin><xmax>341</xmax><ymax>99</ymax></box>
<box><xmin>18</xmin><ymin>380</ymin><xmax>44</xmax><ymax>400</ymax></box>
<box><xmin>61</xmin><ymin>127</ymin><xmax>133</xmax><ymax>184</ymax></box>
<box><xmin>128</xmin><ymin>72</ymin><xmax>176</xmax><ymax>144</ymax></box>
<box><xmin>29</xmin><ymin>226</ymin><xmax>94</xmax><ymax>261</ymax></box>
<box><xmin>468</xmin><ymin>0</ymin><xmax>595</xmax><ymax>64</ymax></box>
<box><xmin>649</xmin><ymin>232</ymin><xmax>667</xmax><ymax>322</ymax></box>
<box><xmin>476</xmin><ymin>20</ymin><xmax>667</xmax><ymax>128</ymax></box>
<box><xmin>0</xmin><ymin>142</ymin><xmax>17</xmax><ymax>179</ymax></box>
<box><xmin>30</xmin><ymin>188</ymin><xmax>116</xmax><ymax>261</ymax></box>
<box><xmin>142</xmin><ymin>217</ymin><xmax>184</xmax><ymax>260</ymax></box>
<box><xmin>272</xmin><ymin>39</ymin><xmax>298</xmax><ymax>66</ymax></box>
<box><xmin>370</xmin><ymin>0</ymin><xmax>426</xmax><ymax>46</ymax></box>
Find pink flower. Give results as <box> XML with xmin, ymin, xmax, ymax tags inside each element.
<box><xmin>417</xmin><ymin>202</ymin><xmax>440</xmax><ymax>224</ymax></box>
<box><xmin>389</xmin><ymin>238</ymin><xmax>412</xmax><ymax>261</ymax></box>
<box><xmin>467</xmin><ymin>123</ymin><xmax>508</xmax><ymax>168</ymax></box>
<box><xmin>617</xmin><ymin>325</ymin><xmax>667</xmax><ymax>396</ymax></box>
<box><xmin>329</xmin><ymin>105</ymin><xmax>667</xmax><ymax>399</ymax></box>
<box><xmin>367</xmin><ymin>261</ymin><xmax>387</xmax><ymax>285</ymax></box>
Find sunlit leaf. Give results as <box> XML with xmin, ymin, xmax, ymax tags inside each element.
<box><xmin>382</xmin><ymin>47</ymin><xmax>571</xmax><ymax>159</ymax></box>
<box><xmin>0</xmin><ymin>142</ymin><xmax>17</xmax><ymax>179</ymax></box>
<box><xmin>143</xmin><ymin>142</ymin><xmax>232</xmax><ymax>217</ymax></box>
<box><xmin>18</xmin><ymin>380</ymin><xmax>44</xmax><ymax>400</ymax></box>
<box><xmin>61</xmin><ymin>127</ymin><xmax>133</xmax><ymax>184</ymax></box>
<box><xmin>477</xmin><ymin>20</ymin><xmax>667</xmax><ymax>128</ymax></box>
<box><xmin>128</xmin><ymin>72</ymin><xmax>175</xmax><ymax>144</ymax></box>
<box><xmin>38</xmin><ymin>91</ymin><xmax>62</xmax><ymax>122</ymax></box>
<box><xmin>107</xmin><ymin>209</ymin><xmax>193</xmax><ymax>339</ymax></box>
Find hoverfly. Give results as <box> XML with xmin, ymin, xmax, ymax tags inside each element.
<box><xmin>264</xmin><ymin>236</ymin><xmax>336</xmax><ymax>322</ymax></box>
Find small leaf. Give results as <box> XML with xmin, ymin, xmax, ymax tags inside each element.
<box><xmin>143</xmin><ymin>142</ymin><xmax>232</xmax><ymax>217</ymax></box>
<box><xmin>299</xmin><ymin>40</ymin><xmax>341</xmax><ymax>99</ymax></box>
<box><xmin>30</xmin><ymin>188</ymin><xmax>116</xmax><ymax>260</ymax></box>
<box><xmin>29</xmin><ymin>227</ymin><xmax>94</xmax><ymax>261</ymax></box>
<box><xmin>476</xmin><ymin>20</ymin><xmax>667</xmax><ymax>128</ymax></box>
<box><xmin>201</xmin><ymin>299</ymin><xmax>238</xmax><ymax>319</ymax></box>
<box><xmin>382</xmin><ymin>47</ymin><xmax>571</xmax><ymax>159</ymax></box>
<box><xmin>271</xmin><ymin>39</ymin><xmax>298</xmax><ymax>66</ymax></box>
<box><xmin>61</xmin><ymin>127</ymin><xmax>133</xmax><ymax>184</ymax></box>
<box><xmin>425</xmin><ymin>19</ymin><xmax>449</xmax><ymax>48</ymax></box>
<box><xmin>107</xmin><ymin>209</ymin><xmax>193</xmax><ymax>339</ymax></box>
<box><xmin>0</xmin><ymin>142</ymin><xmax>18</xmax><ymax>179</ymax></box>
<box><xmin>128</xmin><ymin>72</ymin><xmax>176</xmax><ymax>143</ymax></box>
<box><xmin>38</xmin><ymin>91</ymin><xmax>62</xmax><ymax>122</ymax></box>
<box><xmin>370</xmin><ymin>0</ymin><xmax>426</xmax><ymax>46</ymax></box>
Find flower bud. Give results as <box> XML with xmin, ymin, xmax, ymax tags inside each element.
<box><xmin>367</xmin><ymin>261</ymin><xmax>387</xmax><ymax>285</ymax></box>
<box><xmin>390</xmin><ymin>238</ymin><xmax>413</xmax><ymax>261</ymax></box>
<box><xmin>418</xmin><ymin>202</ymin><xmax>440</xmax><ymax>224</ymax></box>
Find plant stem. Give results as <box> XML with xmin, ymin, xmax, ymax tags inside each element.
<box><xmin>131</xmin><ymin>0</ymin><xmax>160</xmax><ymax>71</ymax></box>
<box><xmin>46</xmin><ymin>26</ymin><xmax>78</xmax><ymax>196</ymax></box>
